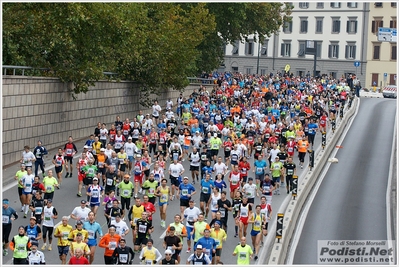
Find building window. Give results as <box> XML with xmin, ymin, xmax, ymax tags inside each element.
<box><xmin>246</xmin><ymin>67</ymin><xmax>252</xmax><ymax>74</ymax></box>
<box><xmin>232</xmin><ymin>66</ymin><xmax>238</xmax><ymax>72</ymax></box>
<box><xmin>300</xmin><ymin>18</ymin><xmax>308</xmax><ymax>33</ymax></box>
<box><xmin>345</xmin><ymin>43</ymin><xmax>356</xmax><ymax>59</ymax></box>
<box><xmin>330</xmin><ymin>2</ymin><xmax>341</xmax><ymax>8</ymax></box>
<box><xmin>390</xmin><ymin>74</ymin><xmax>396</xmax><ymax>85</ymax></box>
<box><xmin>245</xmin><ymin>40</ymin><xmax>254</xmax><ymax>55</ymax></box>
<box><xmin>328</xmin><ymin>43</ymin><xmax>339</xmax><ymax>58</ymax></box>
<box><xmin>346</xmin><ymin>19</ymin><xmax>358</xmax><ymax>34</ymax></box>
<box><xmin>373</xmin><ymin>44</ymin><xmax>380</xmax><ymax>60</ymax></box>
<box><xmin>283</xmin><ymin>19</ymin><xmax>293</xmax><ymax>33</ymax></box>
<box><xmin>232</xmin><ymin>41</ymin><xmax>239</xmax><ymax>55</ymax></box>
<box><xmin>347</xmin><ymin>2</ymin><xmax>357</xmax><ymax>7</ymax></box>
<box><xmin>390</xmin><ymin>18</ymin><xmax>397</xmax><ymax>28</ymax></box>
<box><xmin>298</xmin><ymin>41</ymin><xmax>306</xmax><ymax>57</ymax></box>
<box><xmin>330</xmin><ymin>72</ymin><xmax>338</xmax><ymax>79</ymax></box>
<box><xmin>392</xmin><ymin>2</ymin><xmax>397</xmax><ymax>7</ymax></box>
<box><xmin>332</xmin><ymin>18</ymin><xmax>341</xmax><ymax>33</ymax></box>
<box><xmin>371</xmin><ymin>73</ymin><xmax>379</xmax><ymax>87</ymax></box>
<box><xmin>392</xmin><ymin>45</ymin><xmax>397</xmax><ymax>60</ymax></box>
<box><xmin>374</xmin><ymin>2</ymin><xmax>383</xmax><ymax>7</ymax></box>
<box><xmin>299</xmin><ymin>2</ymin><xmax>309</xmax><ymax>8</ymax></box>
<box><xmin>281</xmin><ymin>42</ymin><xmax>291</xmax><ymax>57</ymax></box>
<box><xmin>372</xmin><ymin>19</ymin><xmax>384</xmax><ymax>33</ymax></box>
<box><xmin>316</xmin><ymin>18</ymin><xmax>323</xmax><ymax>34</ymax></box>
<box><xmin>316</xmin><ymin>2</ymin><xmax>324</xmax><ymax>8</ymax></box>
<box><xmin>261</xmin><ymin>69</ymin><xmax>268</xmax><ymax>75</ymax></box>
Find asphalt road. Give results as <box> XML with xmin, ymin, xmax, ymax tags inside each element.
<box><xmin>292</xmin><ymin>98</ymin><xmax>397</xmax><ymax>264</ymax></box>
<box><xmin>2</xmin><ymin>119</ymin><xmax>328</xmax><ymax>265</ymax></box>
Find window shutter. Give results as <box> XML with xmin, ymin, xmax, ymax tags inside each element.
<box><xmin>390</xmin><ymin>20</ymin><xmax>393</xmax><ymax>28</ymax></box>
<box><xmin>245</xmin><ymin>42</ymin><xmax>248</xmax><ymax>54</ymax></box>
<box><xmin>317</xmin><ymin>44</ymin><xmax>322</xmax><ymax>57</ymax></box>
<box><xmin>305</xmin><ymin>21</ymin><xmax>308</xmax><ymax>32</ymax></box>
<box><xmin>354</xmin><ymin>21</ymin><xmax>358</xmax><ymax>33</ymax></box>
<box><xmin>330</xmin><ymin>2</ymin><xmax>333</xmax><ymax>7</ymax></box>
<box><xmin>328</xmin><ymin>45</ymin><xmax>332</xmax><ymax>58</ymax></box>
<box><xmin>336</xmin><ymin>46</ymin><xmax>339</xmax><ymax>58</ymax></box>
<box><xmin>371</xmin><ymin>21</ymin><xmax>376</xmax><ymax>33</ymax></box>
<box><xmin>380</xmin><ymin>20</ymin><xmax>384</xmax><ymax>27</ymax></box>
<box><xmin>352</xmin><ymin>46</ymin><xmax>356</xmax><ymax>59</ymax></box>
<box><xmin>346</xmin><ymin>21</ymin><xmax>349</xmax><ymax>33</ymax></box>
<box><xmin>345</xmin><ymin>45</ymin><xmax>348</xmax><ymax>58</ymax></box>
<box><xmin>337</xmin><ymin>21</ymin><xmax>341</xmax><ymax>32</ymax></box>
<box><xmin>289</xmin><ymin>22</ymin><xmax>293</xmax><ymax>32</ymax></box>
<box><xmin>281</xmin><ymin>44</ymin><xmax>284</xmax><ymax>56</ymax></box>
<box><xmin>392</xmin><ymin>46</ymin><xmax>397</xmax><ymax>60</ymax></box>
<box><xmin>338</xmin><ymin>2</ymin><xmax>341</xmax><ymax>8</ymax></box>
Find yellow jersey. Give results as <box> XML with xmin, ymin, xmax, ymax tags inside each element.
<box><xmin>210</xmin><ymin>228</ymin><xmax>227</xmax><ymax>249</ymax></box>
<box><xmin>54</xmin><ymin>224</ymin><xmax>73</xmax><ymax>246</ymax></box>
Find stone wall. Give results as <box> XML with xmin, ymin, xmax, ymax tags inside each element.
<box><xmin>2</xmin><ymin>76</ymin><xmax>202</xmax><ymax>167</ymax></box>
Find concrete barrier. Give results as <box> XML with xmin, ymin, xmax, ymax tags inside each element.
<box><xmin>360</xmin><ymin>90</ymin><xmax>383</xmax><ymax>98</ymax></box>
<box><xmin>268</xmin><ymin>97</ymin><xmax>359</xmax><ymax>264</ymax></box>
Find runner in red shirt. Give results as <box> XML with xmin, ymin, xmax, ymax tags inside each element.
<box><xmin>238</xmin><ymin>157</ymin><xmax>250</xmax><ymax>187</ymax></box>
<box><xmin>69</xmin><ymin>248</ymin><xmax>90</xmax><ymax>265</ymax></box>
<box><xmin>142</xmin><ymin>195</ymin><xmax>156</xmax><ymax>222</ymax></box>
<box><xmin>318</xmin><ymin>112</ymin><xmax>328</xmax><ymax>133</ymax></box>
<box><xmin>286</xmin><ymin>137</ymin><xmax>296</xmax><ymax>157</ymax></box>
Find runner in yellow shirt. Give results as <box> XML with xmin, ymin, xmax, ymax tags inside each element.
<box><xmin>210</xmin><ymin>221</ymin><xmax>227</xmax><ymax>264</ymax></box>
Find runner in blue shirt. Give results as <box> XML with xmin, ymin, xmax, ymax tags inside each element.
<box><xmin>177</xmin><ymin>177</ymin><xmax>197</xmax><ymax>219</ymax></box>
<box><xmin>194</xmin><ymin>229</ymin><xmax>217</xmax><ymax>261</ymax></box>
<box><xmin>254</xmin><ymin>155</ymin><xmax>268</xmax><ymax>189</ymax></box>
<box><xmin>200</xmin><ymin>174</ymin><xmax>214</xmax><ymax>217</ymax></box>
<box><xmin>83</xmin><ymin>211</ymin><xmax>103</xmax><ymax>264</ymax></box>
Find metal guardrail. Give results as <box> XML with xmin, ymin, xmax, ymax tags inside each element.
<box><xmin>186</xmin><ymin>77</ymin><xmax>215</xmax><ymax>84</ymax></box>
<box><xmin>2</xmin><ymin>65</ymin><xmax>119</xmax><ymax>77</ymax></box>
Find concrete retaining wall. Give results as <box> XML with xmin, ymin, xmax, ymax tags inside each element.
<box><xmin>268</xmin><ymin>97</ymin><xmax>359</xmax><ymax>264</ymax></box>
<box><xmin>2</xmin><ymin>76</ymin><xmax>203</xmax><ymax>167</ymax></box>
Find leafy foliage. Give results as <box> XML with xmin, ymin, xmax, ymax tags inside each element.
<box><xmin>3</xmin><ymin>3</ymin><xmax>291</xmax><ymax>103</ymax></box>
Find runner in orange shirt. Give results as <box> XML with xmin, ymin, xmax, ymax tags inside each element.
<box><xmin>297</xmin><ymin>136</ymin><xmax>309</xmax><ymax>169</ymax></box>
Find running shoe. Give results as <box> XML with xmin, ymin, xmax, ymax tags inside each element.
<box><xmin>186</xmin><ymin>248</ymin><xmax>191</xmax><ymax>253</ymax></box>
<box><xmin>41</xmin><ymin>244</ymin><xmax>46</xmax><ymax>250</ymax></box>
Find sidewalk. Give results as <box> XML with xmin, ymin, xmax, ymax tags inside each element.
<box><xmin>2</xmin><ymin>138</ymin><xmax>87</xmax><ymax>188</ymax></box>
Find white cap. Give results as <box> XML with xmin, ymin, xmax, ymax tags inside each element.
<box><xmin>213</xmin><ymin>133</ymin><xmax>217</xmax><ymax>137</ymax></box>
<box><xmin>100</xmin><ymin>148</ymin><xmax>105</xmax><ymax>152</ymax></box>
<box><xmin>165</xmin><ymin>249</ymin><xmax>173</xmax><ymax>255</ymax></box>
<box><xmin>93</xmin><ymin>177</ymin><xmax>98</xmax><ymax>181</ymax></box>
<box><xmin>128</xmin><ymin>137</ymin><xmax>132</xmax><ymax>140</ymax></box>
<box><xmin>197</xmin><ymin>245</ymin><xmax>203</xmax><ymax>249</ymax></box>
<box><xmin>83</xmin><ymin>145</ymin><xmax>89</xmax><ymax>149</ymax></box>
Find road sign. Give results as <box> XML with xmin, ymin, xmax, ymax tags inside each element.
<box><xmin>378</xmin><ymin>27</ymin><xmax>397</xmax><ymax>42</ymax></box>
<box><xmin>354</xmin><ymin>61</ymin><xmax>360</xmax><ymax>67</ymax></box>
<box><xmin>292</xmin><ymin>175</ymin><xmax>298</xmax><ymax>198</ymax></box>
<box><xmin>285</xmin><ymin>64</ymin><xmax>290</xmax><ymax>72</ymax></box>
<box><xmin>276</xmin><ymin>213</ymin><xmax>284</xmax><ymax>240</ymax></box>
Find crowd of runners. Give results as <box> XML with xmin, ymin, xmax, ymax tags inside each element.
<box><xmin>3</xmin><ymin>71</ymin><xmax>356</xmax><ymax>265</ymax></box>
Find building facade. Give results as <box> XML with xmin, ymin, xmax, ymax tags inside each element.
<box><xmin>222</xmin><ymin>2</ymin><xmax>371</xmax><ymax>86</ymax></box>
<box><xmin>365</xmin><ymin>2</ymin><xmax>397</xmax><ymax>88</ymax></box>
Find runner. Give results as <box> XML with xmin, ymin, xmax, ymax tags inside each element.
<box><xmin>20</xmin><ymin>167</ymin><xmax>35</xmax><ymax>218</ymax></box>
<box><xmin>188</xmin><ymin>147</ymin><xmax>201</xmax><ymax>184</ymax></box>
<box><xmin>41</xmin><ymin>199</ymin><xmax>58</xmax><ymax>251</ymax></box>
<box><xmin>168</xmin><ymin>159</ymin><xmax>184</xmax><ymax>200</ymax></box>
<box><xmin>283</xmin><ymin>156</ymin><xmax>297</xmax><ymax>193</ymax></box>
<box><xmin>87</xmin><ymin>177</ymin><xmax>104</xmax><ymax>215</ymax></box>
<box><xmin>183</xmin><ymin>200</ymin><xmax>201</xmax><ymax>254</ymax></box>
<box><xmin>139</xmin><ymin>238</ymin><xmax>162</xmax><ymax>265</ymax></box>
<box><xmin>64</xmin><ymin>136</ymin><xmax>78</xmax><ymax>178</ymax></box>
<box><xmin>42</xmin><ymin>170</ymin><xmax>59</xmax><ymax>201</ymax></box>
<box><xmin>232</xmin><ymin>236</ymin><xmax>253</xmax><ymax>265</ymax></box>
<box><xmin>163</xmin><ymin>226</ymin><xmax>183</xmax><ymax>263</ymax></box>
<box><xmin>271</xmin><ymin>156</ymin><xmax>283</xmax><ymax>195</ymax></box>
<box><xmin>128</xmin><ymin>197</ymin><xmax>145</xmax><ymax>246</ymax></box>
<box><xmin>209</xmin><ymin>221</ymin><xmax>227</xmax><ymax>264</ymax></box>
<box><xmin>54</xmin><ymin>216</ymin><xmax>73</xmax><ymax>264</ymax></box>
<box><xmin>52</xmin><ymin>148</ymin><xmax>66</xmax><ymax>187</ymax></box>
<box><xmin>14</xmin><ymin>164</ymin><xmax>27</xmax><ymax>212</ymax></box>
<box><xmin>177</xmin><ymin>176</ymin><xmax>196</xmax><ymax>219</ymax></box>
<box><xmin>9</xmin><ymin>226</ymin><xmax>31</xmax><ymax>264</ymax></box>
<box><xmin>20</xmin><ymin>145</ymin><xmax>35</xmax><ymax>171</ymax></box>
<box><xmin>2</xmin><ymin>199</ymin><xmax>18</xmax><ymax>256</ymax></box>
<box><xmin>29</xmin><ymin>191</ymin><xmax>45</xmax><ymax>226</ymax></box>
<box><xmin>83</xmin><ymin>211</ymin><xmax>103</xmax><ymax>264</ymax></box>
<box><xmin>186</xmin><ymin>244</ymin><xmax>211</xmax><ymax>265</ymax></box>
<box><xmin>33</xmin><ymin>140</ymin><xmax>48</xmax><ymax>178</ymax></box>
<box><xmin>133</xmin><ymin>212</ymin><xmax>153</xmax><ymax>253</ymax></box>
<box><xmin>99</xmin><ymin>226</ymin><xmax>121</xmax><ymax>264</ymax></box>
<box><xmin>70</xmin><ymin>200</ymin><xmax>91</xmax><ymax>223</ymax></box>
<box><xmin>236</xmin><ymin>197</ymin><xmax>252</xmax><ymax>239</ymax></box>
<box><xmin>155</xmin><ymin>178</ymin><xmax>172</xmax><ymax>228</ymax></box>
<box><xmin>248</xmin><ymin>205</ymin><xmax>266</xmax><ymax>261</ymax></box>
<box><xmin>111</xmin><ymin>238</ymin><xmax>135</xmax><ymax>265</ymax></box>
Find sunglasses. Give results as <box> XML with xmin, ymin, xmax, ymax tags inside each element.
<box><xmin>165</xmin><ymin>254</ymin><xmax>172</xmax><ymax>256</ymax></box>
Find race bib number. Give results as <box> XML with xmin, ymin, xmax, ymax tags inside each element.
<box><xmin>161</xmin><ymin>194</ymin><xmax>168</xmax><ymax>202</ymax></box>
<box><xmin>109</xmin><ymin>241</ymin><xmax>117</xmax><ymax>250</ymax></box>
<box><xmin>256</xmin><ymin>167</ymin><xmax>263</xmax><ymax>173</ymax></box>
<box><xmin>119</xmin><ymin>158</ymin><xmax>124</xmax><ymax>164</ymax></box>
<box><xmin>263</xmin><ymin>186</ymin><xmax>270</xmax><ymax>193</ymax></box>
<box><xmin>287</xmin><ymin>169</ymin><xmax>294</xmax><ymax>175</ymax></box>
<box><xmin>288</xmin><ymin>147</ymin><xmax>293</xmax><ymax>152</ymax></box>
<box><xmin>92</xmin><ymin>191</ymin><xmax>99</xmax><ymax>198</ymax></box>
<box><xmin>202</xmin><ymin>187</ymin><xmax>209</xmax><ymax>194</ymax></box>
<box><xmin>182</xmin><ymin>189</ymin><xmax>188</xmax><ymax>196</ymax></box>
<box><xmin>123</xmin><ymin>130</ymin><xmax>129</xmax><ymax>135</ymax></box>
<box><xmin>139</xmin><ymin>224</ymin><xmax>146</xmax><ymax>233</ymax></box>
<box><xmin>225</xmin><ymin>146</ymin><xmax>231</xmax><ymax>151</ymax></box>
<box><xmin>119</xmin><ymin>254</ymin><xmax>128</xmax><ymax>263</ymax></box>
<box><xmin>35</xmin><ymin>207</ymin><xmax>43</xmax><ymax>215</ymax></box>
<box><xmin>2</xmin><ymin>215</ymin><xmax>9</xmax><ymax>224</ymax></box>
<box><xmin>88</xmin><ymin>230</ymin><xmax>95</xmax><ymax>239</ymax></box>
<box><xmin>123</xmin><ymin>190</ymin><xmax>130</xmax><ymax>197</ymax></box>
<box><xmin>62</xmin><ymin>232</ymin><xmax>69</xmax><ymax>240</ymax></box>
<box><xmin>88</xmin><ymin>169</ymin><xmax>94</xmax><ymax>175</ymax></box>
<box><xmin>98</xmin><ymin>162</ymin><xmax>104</xmax><ymax>168</ymax></box>
<box><xmin>107</xmin><ymin>178</ymin><xmax>114</xmax><ymax>186</ymax></box>
<box><xmin>240</xmin><ymin>210</ymin><xmax>248</xmax><ymax>217</ymax></box>
<box><xmin>239</xmin><ymin>252</ymin><xmax>247</xmax><ymax>259</ymax></box>
<box><xmin>115</xmin><ymin>143</ymin><xmax>122</xmax><ymax>149</ymax></box>
<box><xmin>148</xmin><ymin>188</ymin><xmax>155</xmax><ymax>195</ymax></box>
<box><xmin>66</xmin><ymin>149</ymin><xmax>73</xmax><ymax>155</ymax></box>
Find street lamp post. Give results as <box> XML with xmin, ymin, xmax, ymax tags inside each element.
<box><xmin>256</xmin><ymin>40</ymin><xmax>261</xmax><ymax>75</ymax></box>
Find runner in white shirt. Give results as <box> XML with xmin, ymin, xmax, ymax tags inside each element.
<box><xmin>104</xmin><ymin>144</ymin><xmax>115</xmax><ymax>159</ymax></box>
<box><xmin>213</xmin><ymin>157</ymin><xmax>228</xmax><ymax>179</ymax></box>
<box><xmin>41</xmin><ymin>200</ymin><xmax>58</xmax><ymax>250</ymax></box>
<box><xmin>168</xmin><ymin>159</ymin><xmax>185</xmax><ymax>199</ymax></box>
<box><xmin>152</xmin><ymin>100</ymin><xmax>162</xmax><ymax>124</ymax></box>
<box><xmin>242</xmin><ymin>178</ymin><xmax>258</xmax><ymax>205</ymax></box>
<box><xmin>166</xmin><ymin>99</ymin><xmax>174</xmax><ymax>110</ymax></box>
<box><xmin>191</xmin><ymin>132</ymin><xmax>203</xmax><ymax>149</ymax></box>
<box><xmin>99</xmin><ymin>124</ymin><xmax>109</xmax><ymax>147</ymax></box>
<box><xmin>124</xmin><ymin>137</ymin><xmax>138</xmax><ymax>172</ymax></box>
<box><xmin>111</xmin><ymin>214</ymin><xmax>129</xmax><ymax>238</ymax></box>
<box><xmin>183</xmin><ymin>201</ymin><xmax>201</xmax><ymax>253</ymax></box>
<box><xmin>269</xmin><ymin>144</ymin><xmax>280</xmax><ymax>164</ymax></box>
<box><xmin>70</xmin><ymin>200</ymin><xmax>92</xmax><ymax>222</ymax></box>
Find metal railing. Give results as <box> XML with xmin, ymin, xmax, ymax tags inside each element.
<box><xmin>2</xmin><ymin>65</ymin><xmax>119</xmax><ymax>78</ymax></box>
